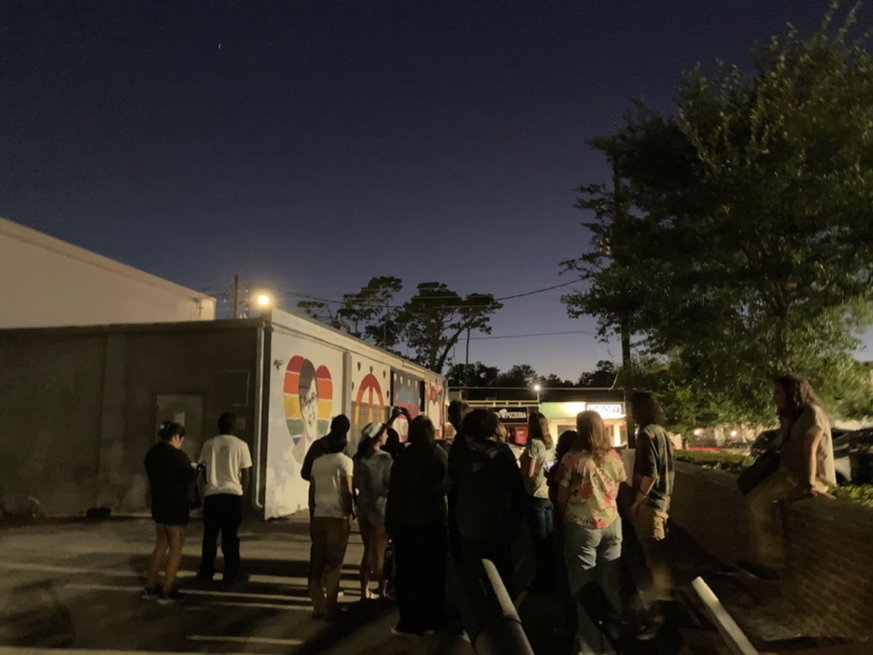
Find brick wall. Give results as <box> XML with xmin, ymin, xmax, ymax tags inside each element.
<box><xmin>667</xmin><ymin>461</ymin><xmax>873</xmax><ymax>640</ymax></box>
<box><xmin>784</xmin><ymin>498</ymin><xmax>873</xmax><ymax>639</ymax></box>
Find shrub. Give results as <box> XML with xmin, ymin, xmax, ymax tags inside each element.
<box><xmin>674</xmin><ymin>449</ymin><xmax>873</xmax><ymax>509</ymax></box>
<box><xmin>831</xmin><ymin>485</ymin><xmax>873</xmax><ymax>510</ymax></box>
<box><xmin>673</xmin><ymin>449</ymin><xmax>754</xmax><ymax>475</ymax></box>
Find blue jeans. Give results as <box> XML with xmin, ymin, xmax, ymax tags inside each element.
<box><xmin>564</xmin><ymin>519</ymin><xmax>623</xmax><ymax>654</ymax></box>
<box><xmin>527</xmin><ymin>496</ymin><xmax>555</xmax><ymax>588</ymax></box>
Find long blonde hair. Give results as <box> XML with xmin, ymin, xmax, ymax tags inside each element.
<box><xmin>575</xmin><ymin>411</ymin><xmax>611</xmax><ymax>466</ymax></box>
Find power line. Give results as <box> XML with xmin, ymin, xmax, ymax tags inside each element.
<box><xmin>281</xmin><ymin>278</ymin><xmax>583</xmax><ymax>309</ymax></box>
<box><xmin>468</xmin><ymin>330</ymin><xmax>596</xmax><ymax>341</ymax></box>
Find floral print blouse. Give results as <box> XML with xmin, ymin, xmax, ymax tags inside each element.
<box><xmin>558</xmin><ymin>449</ymin><xmax>627</xmax><ymax>529</ymax></box>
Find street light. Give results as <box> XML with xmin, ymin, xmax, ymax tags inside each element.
<box><xmin>533</xmin><ymin>383</ymin><xmax>541</xmax><ymax>405</ymax></box>
<box><xmin>256</xmin><ymin>293</ymin><xmax>273</xmax><ymax>308</ymax></box>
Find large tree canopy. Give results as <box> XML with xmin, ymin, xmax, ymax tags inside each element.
<box><xmin>564</xmin><ymin>5</ymin><xmax>873</xmax><ymax>426</ymax></box>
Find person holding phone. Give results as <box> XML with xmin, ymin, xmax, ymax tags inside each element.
<box><xmin>143</xmin><ymin>422</ymin><xmax>200</xmax><ymax>604</ymax></box>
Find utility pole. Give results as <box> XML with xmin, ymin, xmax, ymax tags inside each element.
<box><xmin>232</xmin><ymin>275</ymin><xmax>240</xmax><ymax>320</ymax></box>
<box><xmin>244</xmin><ymin>281</ymin><xmax>252</xmax><ymax>318</ymax></box>
<box><xmin>464</xmin><ymin>326</ymin><xmax>472</xmax><ymax>393</ymax></box>
<box><xmin>613</xmin><ymin>167</ymin><xmax>636</xmax><ymax>448</ymax></box>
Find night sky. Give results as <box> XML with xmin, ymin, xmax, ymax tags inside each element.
<box><xmin>2</xmin><ymin>1</ymin><xmax>866</xmax><ymax>379</ymax></box>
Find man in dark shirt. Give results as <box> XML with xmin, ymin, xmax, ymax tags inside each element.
<box><xmin>446</xmin><ymin>399</ymin><xmax>472</xmax><ymax>562</ymax></box>
<box><xmin>143</xmin><ymin>422</ymin><xmax>199</xmax><ymax>603</ymax></box>
<box><xmin>452</xmin><ymin>409</ymin><xmax>526</xmax><ymax>595</ymax></box>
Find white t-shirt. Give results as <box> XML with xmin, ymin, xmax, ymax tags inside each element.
<box><xmin>199</xmin><ymin>434</ymin><xmax>253</xmax><ymax>497</ymax></box>
<box><xmin>312</xmin><ymin>452</ymin><xmax>354</xmax><ymax>519</ymax></box>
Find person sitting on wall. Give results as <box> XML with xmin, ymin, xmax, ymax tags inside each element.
<box><xmin>142</xmin><ymin>421</ymin><xmax>201</xmax><ymax>604</ymax></box>
<box><xmin>197</xmin><ymin>413</ymin><xmax>252</xmax><ymax>584</ymax></box>
<box><xmin>744</xmin><ymin>376</ymin><xmax>837</xmax><ymax>579</ymax></box>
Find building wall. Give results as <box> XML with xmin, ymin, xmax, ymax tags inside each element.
<box><xmin>263</xmin><ymin>309</ymin><xmax>446</xmax><ymax>519</ymax></box>
<box><xmin>665</xmin><ymin>459</ymin><xmax>873</xmax><ymax>640</ymax></box>
<box><xmin>0</xmin><ymin>217</ymin><xmax>215</xmax><ymax>329</ymax></box>
<box><xmin>0</xmin><ymin>322</ymin><xmax>260</xmax><ymax>517</ymax></box>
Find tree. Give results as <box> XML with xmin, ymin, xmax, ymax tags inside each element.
<box><xmin>297</xmin><ymin>276</ymin><xmax>403</xmax><ymax>350</ymax></box>
<box><xmin>563</xmin><ymin>5</ymin><xmax>873</xmax><ymax>425</ymax></box>
<box><xmin>446</xmin><ymin>361</ymin><xmax>500</xmax><ymax>388</ymax></box>
<box><xmin>399</xmin><ymin>283</ymin><xmax>503</xmax><ymax>372</ymax></box>
<box><xmin>578</xmin><ymin>361</ymin><xmax>618</xmax><ymax>388</ymax></box>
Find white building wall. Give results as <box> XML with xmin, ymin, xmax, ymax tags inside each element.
<box><xmin>263</xmin><ymin>309</ymin><xmax>446</xmax><ymax>518</ymax></box>
<box><xmin>0</xmin><ymin>217</ymin><xmax>215</xmax><ymax>328</ymax></box>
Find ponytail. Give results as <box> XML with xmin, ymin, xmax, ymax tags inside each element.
<box><xmin>158</xmin><ymin>421</ymin><xmax>185</xmax><ymax>441</ymax></box>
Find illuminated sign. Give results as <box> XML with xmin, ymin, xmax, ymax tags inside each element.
<box><xmin>586</xmin><ymin>403</ymin><xmax>625</xmax><ymax>419</ymax></box>
<box><xmin>493</xmin><ymin>407</ymin><xmax>529</xmax><ymax>422</ymax></box>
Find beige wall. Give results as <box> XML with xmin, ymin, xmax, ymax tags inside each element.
<box><xmin>0</xmin><ymin>217</ymin><xmax>215</xmax><ymax>328</ymax></box>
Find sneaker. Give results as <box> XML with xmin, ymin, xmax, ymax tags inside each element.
<box><xmin>140</xmin><ymin>587</ymin><xmax>160</xmax><ymax>601</ymax></box>
<box><xmin>157</xmin><ymin>589</ymin><xmax>187</xmax><ymax>605</ymax></box>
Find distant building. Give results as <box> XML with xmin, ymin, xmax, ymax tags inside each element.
<box><xmin>465</xmin><ymin>392</ymin><xmax>627</xmax><ymax>447</ymax></box>
<box><xmin>0</xmin><ymin>216</ymin><xmax>215</xmax><ymax>328</ymax></box>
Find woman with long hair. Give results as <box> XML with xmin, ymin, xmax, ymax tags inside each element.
<box><xmin>142</xmin><ymin>421</ymin><xmax>200</xmax><ymax>604</ymax></box>
<box><xmin>557</xmin><ymin>411</ymin><xmax>627</xmax><ymax>654</ymax></box>
<box><xmin>628</xmin><ymin>390</ymin><xmax>674</xmax><ymax>635</ymax></box>
<box><xmin>520</xmin><ymin>411</ymin><xmax>556</xmax><ymax>591</ymax></box>
<box><xmin>746</xmin><ymin>376</ymin><xmax>836</xmax><ymax>574</ymax></box>
<box><xmin>354</xmin><ymin>422</ymin><xmax>394</xmax><ymax>600</ymax></box>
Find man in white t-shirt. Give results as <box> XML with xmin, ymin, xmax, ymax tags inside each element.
<box><xmin>197</xmin><ymin>413</ymin><xmax>253</xmax><ymax>583</ymax></box>
<box><xmin>309</xmin><ymin>423</ymin><xmax>354</xmax><ymax>620</ymax></box>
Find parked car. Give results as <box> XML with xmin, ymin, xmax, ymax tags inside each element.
<box><xmin>750</xmin><ymin>427</ymin><xmax>851</xmax><ymax>485</ymax></box>
<box><xmin>845</xmin><ymin>429</ymin><xmax>873</xmax><ymax>485</ymax></box>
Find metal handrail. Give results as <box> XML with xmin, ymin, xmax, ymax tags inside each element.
<box><xmin>452</xmin><ymin>558</ymin><xmax>535</xmax><ymax>655</ymax></box>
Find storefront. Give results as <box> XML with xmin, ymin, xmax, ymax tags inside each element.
<box><xmin>539</xmin><ymin>401</ymin><xmax>627</xmax><ymax>447</ymax></box>
<box><xmin>467</xmin><ymin>401</ymin><xmax>536</xmax><ymax>444</ymax></box>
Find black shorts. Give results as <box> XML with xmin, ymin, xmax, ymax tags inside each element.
<box><xmin>152</xmin><ymin>502</ymin><xmax>189</xmax><ymax>527</ymax></box>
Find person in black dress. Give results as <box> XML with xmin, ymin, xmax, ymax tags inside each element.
<box><xmin>142</xmin><ymin>421</ymin><xmax>200</xmax><ymax>604</ymax></box>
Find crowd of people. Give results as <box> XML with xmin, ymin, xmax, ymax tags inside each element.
<box><xmin>141</xmin><ymin>374</ymin><xmax>837</xmax><ymax>654</ymax></box>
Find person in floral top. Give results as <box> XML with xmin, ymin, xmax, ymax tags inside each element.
<box><xmin>557</xmin><ymin>411</ymin><xmax>627</xmax><ymax>655</ymax></box>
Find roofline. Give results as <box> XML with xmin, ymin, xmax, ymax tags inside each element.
<box><xmin>0</xmin><ymin>318</ymin><xmax>264</xmax><ymax>339</ymax></box>
<box><xmin>0</xmin><ymin>216</ymin><xmax>215</xmax><ymax>302</ymax></box>
<box><xmin>266</xmin><ymin>307</ymin><xmax>445</xmax><ymax>380</ymax></box>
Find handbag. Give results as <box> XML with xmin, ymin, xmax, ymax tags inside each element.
<box><xmin>737</xmin><ymin>450</ymin><xmax>780</xmax><ymax>495</ymax></box>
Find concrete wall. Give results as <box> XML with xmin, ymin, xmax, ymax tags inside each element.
<box><xmin>0</xmin><ymin>321</ymin><xmax>261</xmax><ymax>517</ymax></box>
<box><xmin>667</xmin><ymin>459</ymin><xmax>873</xmax><ymax>640</ymax></box>
<box><xmin>0</xmin><ymin>217</ymin><xmax>215</xmax><ymax>329</ymax></box>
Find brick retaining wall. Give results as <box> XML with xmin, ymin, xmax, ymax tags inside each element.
<box><xmin>665</xmin><ymin>459</ymin><xmax>873</xmax><ymax>640</ymax></box>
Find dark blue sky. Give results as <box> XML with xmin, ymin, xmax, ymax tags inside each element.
<box><xmin>3</xmin><ymin>1</ymin><xmax>864</xmax><ymax>378</ymax></box>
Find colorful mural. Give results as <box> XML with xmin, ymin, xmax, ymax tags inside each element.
<box><xmin>351</xmin><ymin>357</ymin><xmax>389</xmax><ymax>444</ymax></box>
<box><xmin>391</xmin><ymin>370</ymin><xmax>422</xmax><ymax>440</ymax></box>
<box><xmin>266</xmin><ymin>332</ymin><xmax>343</xmax><ymax>519</ymax></box>
<box><xmin>283</xmin><ymin>356</ymin><xmax>333</xmax><ymax>465</ymax></box>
